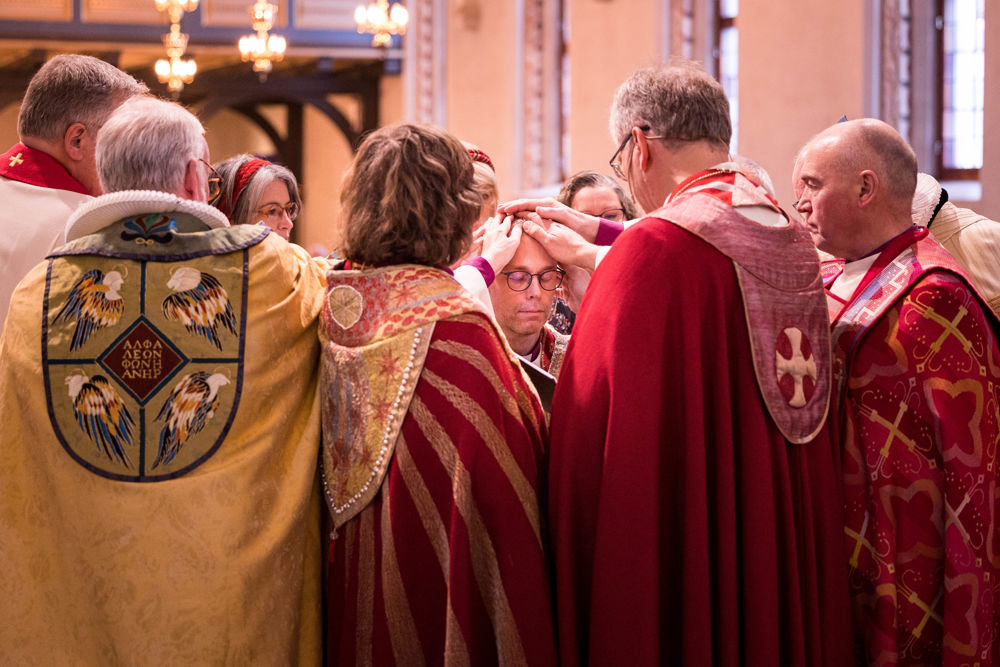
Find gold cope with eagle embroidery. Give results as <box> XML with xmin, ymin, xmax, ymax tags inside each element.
<box><xmin>43</xmin><ymin>253</ymin><xmax>246</xmax><ymax>481</ymax></box>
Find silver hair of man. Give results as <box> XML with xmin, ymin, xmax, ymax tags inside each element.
<box><xmin>17</xmin><ymin>54</ymin><xmax>148</xmax><ymax>142</ymax></box>
<box><xmin>609</xmin><ymin>60</ymin><xmax>732</xmax><ymax>149</ymax></box>
<box><xmin>212</xmin><ymin>154</ymin><xmax>303</xmax><ymax>226</ymax></box>
<box><xmin>96</xmin><ymin>96</ymin><xmax>206</xmax><ymax>194</ymax></box>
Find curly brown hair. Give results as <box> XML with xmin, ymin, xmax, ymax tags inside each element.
<box><xmin>340</xmin><ymin>123</ymin><xmax>481</xmax><ymax>268</ymax></box>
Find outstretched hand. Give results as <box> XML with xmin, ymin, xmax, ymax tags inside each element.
<box><xmin>499</xmin><ymin>198</ymin><xmax>602</xmax><ymax>242</ymax></box>
<box><xmin>480</xmin><ymin>215</ymin><xmax>523</xmax><ymax>274</ymax></box>
<box><xmin>560</xmin><ymin>264</ymin><xmax>591</xmax><ymax>313</ymax></box>
<box><xmin>465</xmin><ymin>222</ymin><xmax>489</xmax><ymax>259</ymax></box>
<box><xmin>521</xmin><ymin>216</ymin><xmax>599</xmax><ymax>273</ymax></box>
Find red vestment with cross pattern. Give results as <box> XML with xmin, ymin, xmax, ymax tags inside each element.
<box><xmin>830</xmin><ymin>226</ymin><xmax>1000</xmax><ymax>665</ymax></box>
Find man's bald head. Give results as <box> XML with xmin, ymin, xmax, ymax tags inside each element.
<box><xmin>793</xmin><ymin>119</ymin><xmax>918</xmax><ymax>259</ymax></box>
<box><xmin>805</xmin><ymin>119</ymin><xmax>917</xmax><ymax>206</ymax></box>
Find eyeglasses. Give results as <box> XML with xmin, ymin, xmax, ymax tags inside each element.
<box><xmin>609</xmin><ymin>125</ymin><xmax>663</xmax><ymax>179</ymax></box>
<box><xmin>257</xmin><ymin>202</ymin><xmax>300</xmax><ymax>222</ymax></box>
<box><xmin>597</xmin><ymin>208</ymin><xmax>627</xmax><ymax>222</ymax></box>
<box><xmin>199</xmin><ymin>158</ymin><xmax>222</xmax><ymax>204</ymax></box>
<box><xmin>501</xmin><ymin>268</ymin><xmax>565</xmax><ymax>292</ymax></box>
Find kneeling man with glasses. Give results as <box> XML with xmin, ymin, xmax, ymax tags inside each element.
<box><xmin>488</xmin><ymin>229</ymin><xmax>569</xmax><ymax>378</ymax></box>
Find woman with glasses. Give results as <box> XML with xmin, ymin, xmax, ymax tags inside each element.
<box><xmin>211</xmin><ymin>153</ymin><xmax>301</xmax><ymax>241</ymax></box>
<box><xmin>538</xmin><ymin>170</ymin><xmax>640</xmax><ymax>334</ymax></box>
<box><xmin>557</xmin><ymin>169</ymin><xmax>639</xmax><ymax>224</ymax></box>
<box><xmin>319</xmin><ymin>122</ymin><xmax>556</xmax><ymax>666</ymax></box>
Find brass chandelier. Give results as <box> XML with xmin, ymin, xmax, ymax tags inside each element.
<box><xmin>153</xmin><ymin>0</ymin><xmax>198</xmax><ymax>93</ymax></box>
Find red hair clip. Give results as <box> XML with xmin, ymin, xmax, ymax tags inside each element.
<box><xmin>219</xmin><ymin>158</ymin><xmax>270</xmax><ymax>218</ymax></box>
<box><xmin>467</xmin><ymin>149</ymin><xmax>495</xmax><ymax>172</ymax></box>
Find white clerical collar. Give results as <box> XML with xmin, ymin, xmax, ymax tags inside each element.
<box><xmin>516</xmin><ymin>336</ymin><xmax>542</xmax><ymax>364</ymax></box>
<box><xmin>517</xmin><ymin>349</ymin><xmax>540</xmax><ymax>364</ymax></box>
<box><xmin>829</xmin><ymin>254</ymin><xmax>879</xmax><ymax>302</ymax></box>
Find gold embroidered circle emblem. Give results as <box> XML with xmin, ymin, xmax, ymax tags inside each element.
<box><xmin>328</xmin><ymin>284</ymin><xmax>364</xmax><ymax>330</ymax></box>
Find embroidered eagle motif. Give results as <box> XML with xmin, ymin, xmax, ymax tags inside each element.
<box><xmin>53</xmin><ymin>269</ymin><xmax>125</xmax><ymax>350</ymax></box>
<box><xmin>162</xmin><ymin>267</ymin><xmax>237</xmax><ymax>350</ymax></box>
<box><xmin>153</xmin><ymin>371</ymin><xmax>230</xmax><ymax>468</ymax></box>
<box><xmin>66</xmin><ymin>373</ymin><xmax>135</xmax><ymax>467</ymax></box>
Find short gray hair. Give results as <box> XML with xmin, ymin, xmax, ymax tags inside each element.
<box><xmin>610</xmin><ymin>61</ymin><xmax>731</xmax><ymax>149</ymax></box>
<box><xmin>855</xmin><ymin>120</ymin><xmax>918</xmax><ymax>204</ymax></box>
<box><xmin>212</xmin><ymin>154</ymin><xmax>302</xmax><ymax>226</ymax></box>
<box><xmin>97</xmin><ymin>97</ymin><xmax>206</xmax><ymax>194</ymax></box>
<box><xmin>800</xmin><ymin>119</ymin><xmax>918</xmax><ymax>206</ymax></box>
<box><xmin>18</xmin><ymin>54</ymin><xmax>148</xmax><ymax>142</ymax></box>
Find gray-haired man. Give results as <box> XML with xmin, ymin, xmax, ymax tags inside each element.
<box><xmin>0</xmin><ymin>54</ymin><xmax>147</xmax><ymax>329</ymax></box>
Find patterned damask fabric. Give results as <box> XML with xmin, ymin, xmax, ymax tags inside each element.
<box><xmin>651</xmin><ymin>170</ymin><xmax>832</xmax><ymax>444</ymax></box>
<box><xmin>319</xmin><ymin>264</ymin><xmax>495</xmax><ymax>530</ymax></box>
<box><xmin>320</xmin><ymin>264</ymin><xmax>556</xmax><ymax>665</ymax></box>
<box><xmin>539</xmin><ymin>323</ymin><xmax>568</xmax><ymax>379</ymax></box>
<box><xmin>839</xmin><ymin>271</ymin><xmax>1000</xmax><ymax>665</ymax></box>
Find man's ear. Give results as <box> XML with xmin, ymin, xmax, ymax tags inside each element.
<box><xmin>633</xmin><ymin>127</ymin><xmax>652</xmax><ymax>172</ymax></box>
<box><xmin>182</xmin><ymin>158</ymin><xmax>201</xmax><ymax>200</ymax></box>
<box><xmin>858</xmin><ymin>170</ymin><xmax>878</xmax><ymax>207</ymax></box>
<box><xmin>63</xmin><ymin>122</ymin><xmax>87</xmax><ymax>161</ymax></box>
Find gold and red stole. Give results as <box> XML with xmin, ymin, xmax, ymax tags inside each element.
<box><xmin>830</xmin><ymin>225</ymin><xmax>999</xmax><ymax>399</ymax></box>
<box><xmin>538</xmin><ymin>323</ymin><xmax>568</xmax><ymax>379</ymax></box>
<box><xmin>830</xmin><ymin>226</ymin><xmax>1000</xmax><ymax>664</ymax></box>
<box><xmin>319</xmin><ymin>263</ymin><xmax>556</xmax><ymax>665</ymax></box>
<box><xmin>319</xmin><ymin>263</ymin><xmax>484</xmax><ymax>529</ymax></box>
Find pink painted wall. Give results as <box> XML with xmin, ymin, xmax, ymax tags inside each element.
<box><xmin>564</xmin><ymin>0</ymin><xmax>664</xmax><ymax>182</ymax></box>
<box><xmin>444</xmin><ymin>0</ymin><xmax>519</xmax><ymax>200</ymax></box>
<box><xmin>737</xmin><ymin>0</ymin><xmax>869</xmax><ymax>210</ymax></box>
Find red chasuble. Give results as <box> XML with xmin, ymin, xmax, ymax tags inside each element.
<box><xmin>320</xmin><ymin>264</ymin><xmax>556</xmax><ymax>666</ymax></box>
<box><xmin>830</xmin><ymin>227</ymin><xmax>1000</xmax><ymax>665</ymax></box>
<box><xmin>548</xmin><ymin>169</ymin><xmax>854</xmax><ymax>666</ymax></box>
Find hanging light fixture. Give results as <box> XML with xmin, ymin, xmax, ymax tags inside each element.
<box><xmin>153</xmin><ymin>0</ymin><xmax>198</xmax><ymax>94</ymax></box>
<box><xmin>354</xmin><ymin>0</ymin><xmax>409</xmax><ymax>47</ymax></box>
<box><xmin>155</xmin><ymin>24</ymin><xmax>197</xmax><ymax>93</ymax></box>
<box><xmin>154</xmin><ymin>0</ymin><xmax>199</xmax><ymax>25</ymax></box>
<box><xmin>238</xmin><ymin>0</ymin><xmax>287</xmax><ymax>80</ymax></box>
